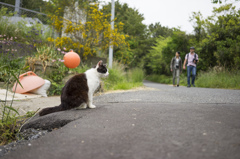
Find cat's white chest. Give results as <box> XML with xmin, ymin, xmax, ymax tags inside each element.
<box><xmin>88</xmin><ymin>78</ymin><xmax>100</xmax><ymax>92</ymax></box>
<box><xmin>85</xmin><ymin>69</ymin><xmax>100</xmax><ymax>93</ymax></box>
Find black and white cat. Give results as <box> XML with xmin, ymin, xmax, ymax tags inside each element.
<box><xmin>39</xmin><ymin>60</ymin><xmax>109</xmax><ymax>116</ymax></box>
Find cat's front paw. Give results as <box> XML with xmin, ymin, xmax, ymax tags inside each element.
<box><xmin>88</xmin><ymin>104</ymin><xmax>96</xmax><ymax>109</ymax></box>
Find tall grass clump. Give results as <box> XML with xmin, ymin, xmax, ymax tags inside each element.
<box><xmin>146</xmin><ymin>74</ymin><xmax>187</xmax><ymax>86</ymax></box>
<box><xmin>196</xmin><ymin>68</ymin><xmax>240</xmax><ymax>89</ymax></box>
<box><xmin>146</xmin><ymin>67</ymin><xmax>240</xmax><ymax>89</ymax></box>
<box><xmin>103</xmin><ymin>61</ymin><xmax>144</xmax><ymax>90</ymax></box>
<box><xmin>128</xmin><ymin>68</ymin><xmax>145</xmax><ymax>83</ymax></box>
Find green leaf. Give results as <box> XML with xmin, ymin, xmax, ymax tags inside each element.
<box><xmin>23</xmin><ymin>66</ymin><xmax>29</xmax><ymax>70</ymax></box>
<box><xmin>4</xmin><ymin>106</ymin><xmax>19</xmax><ymax>115</ymax></box>
<box><xmin>0</xmin><ymin>65</ymin><xmax>8</xmax><ymax>69</ymax></box>
<box><xmin>10</xmin><ymin>71</ymin><xmax>23</xmax><ymax>89</ymax></box>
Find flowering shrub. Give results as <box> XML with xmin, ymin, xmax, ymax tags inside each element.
<box><xmin>49</xmin><ymin>3</ymin><xmax>129</xmax><ymax>60</ymax></box>
<box><xmin>25</xmin><ymin>45</ymin><xmax>67</xmax><ymax>74</ymax></box>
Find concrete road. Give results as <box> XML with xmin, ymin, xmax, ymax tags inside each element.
<box><xmin>3</xmin><ymin>81</ymin><xmax>240</xmax><ymax>159</ymax></box>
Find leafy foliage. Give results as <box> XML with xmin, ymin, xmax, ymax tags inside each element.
<box><xmin>191</xmin><ymin>4</ymin><xmax>240</xmax><ymax>70</ymax></box>
<box><xmin>103</xmin><ymin>61</ymin><xmax>144</xmax><ymax>90</ymax></box>
<box><xmin>211</xmin><ymin>0</ymin><xmax>240</xmax><ymax>4</ymax></box>
<box><xmin>0</xmin><ymin>0</ymin><xmax>47</xmax><ymax>12</ymax></box>
<box><xmin>102</xmin><ymin>1</ymin><xmax>150</xmax><ymax>66</ymax></box>
<box><xmin>145</xmin><ymin>36</ymin><xmax>172</xmax><ymax>74</ymax></box>
<box><xmin>0</xmin><ymin>8</ymin><xmax>52</xmax><ymax>45</ymax></box>
<box><xmin>146</xmin><ymin>74</ymin><xmax>187</xmax><ymax>86</ymax></box>
<box><xmin>144</xmin><ymin>29</ymin><xmax>190</xmax><ymax>75</ymax></box>
<box><xmin>0</xmin><ymin>115</ymin><xmax>21</xmax><ymax>145</ymax></box>
<box><xmin>146</xmin><ymin>3</ymin><xmax>240</xmax><ymax>76</ymax></box>
<box><xmin>148</xmin><ymin>22</ymin><xmax>173</xmax><ymax>38</ymax></box>
<box><xmin>49</xmin><ymin>3</ymin><xmax>129</xmax><ymax>60</ymax></box>
<box><xmin>196</xmin><ymin>67</ymin><xmax>240</xmax><ymax>89</ymax></box>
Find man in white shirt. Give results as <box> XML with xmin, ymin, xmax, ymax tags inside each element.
<box><xmin>183</xmin><ymin>47</ymin><xmax>199</xmax><ymax>87</ymax></box>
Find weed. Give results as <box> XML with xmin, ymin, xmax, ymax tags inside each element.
<box><xmin>146</xmin><ymin>74</ymin><xmax>187</xmax><ymax>86</ymax></box>
<box><xmin>0</xmin><ymin>116</ymin><xmax>21</xmax><ymax>146</ymax></box>
<box><xmin>146</xmin><ymin>68</ymin><xmax>240</xmax><ymax>89</ymax></box>
<box><xmin>196</xmin><ymin>68</ymin><xmax>240</xmax><ymax>89</ymax></box>
<box><xmin>127</xmin><ymin>68</ymin><xmax>145</xmax><ymax>83</ymax></box>
<box><xmin>103</xmin><ymin>61</ymin><xmax>144</xmax><ymax>91</ymax></box>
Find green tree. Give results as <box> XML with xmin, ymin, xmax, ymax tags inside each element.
<box><xmin>144</xmin><ymin>36</ymin><xmax>172</xmax><ymax>74</ymax></box>
<box><xmin>49</xmin><ymin>4</ymin><xmax>128</xmax><ymax>59</ymax></box>
<box><xmin>212</xmin><ymin>0</ymin><xmax>240</xmax><ymax>4</ymax></box>
<box><xmin>189</xmin><ymin>12</ymin><xmax>206</xmax><ymax>43</ymax></box>
<box><xmin>148</xmin><ymin>22</ymin><xmax>173</xmax><ymax>38</ymax></box>
<box><xmin>189</xmin><ymin>11</ymin><xmax>216</xmax><ymax>71</ymax></box>
<box><xmin>44</xmin><ymin>0</ymin><xmax>98</xmax><ymax>16</ymax></box>
<box><xmin>1</xmin><ymin>0</ymin><xmax>47</xmax><ymax>12</ymax></box>
<box><xmin>191</xmin><ymin>4</ymin><xmax>240</xmax><ymax>69</ymax></box>
<box><xmin>144</xmin><ymin>29</ymin><xmax>191</xmax><ymax>75</ymax></box>
<box><xmin>102</xmin><ymin>0</ymin><xmax>149</xmax><ymax>67</ymax></box>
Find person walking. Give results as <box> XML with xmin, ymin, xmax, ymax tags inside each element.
<box><xmin>170</xmin><ymin>51</ymin><xmax>182</xmax><ymax>87</ymax></box>
<box><xmin>183</xmin><ymin>47</ymin><xmax>199</xmax><ymax>87</ymax></box>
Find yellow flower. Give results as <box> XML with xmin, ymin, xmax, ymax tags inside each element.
<box><xmin>49</xmin><ymin>4</ymin><xmax>129</xmax><ymax>60</ymax></box>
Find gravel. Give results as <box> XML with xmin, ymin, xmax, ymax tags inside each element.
<box><xmin>0</xmin><ymin>128</ymin><xmax>49</xmax><ymax>158</ymax></box>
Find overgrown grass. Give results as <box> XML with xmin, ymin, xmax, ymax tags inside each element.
<box><xmin>146</xmin><ymin>68</ymin><xmax>240</xmax><ymax>89</ymax></box>
<box><xmin>145</xmin><ymin>74</ymin><xmax>187</xmax><ymax>86</ymax></box>
<box><xmin>0</xmin><ymin>105</ymin><xmax>36</xmax><ymax>146</ymax></box>
<box><xmin>47</xmin><ymin>64</ymin><xmax>90</xmax><ymax>96</ymax></box>
<box><xmin>47</xmin><ymin>61</ymin><xmax>145</xmax><ymax>95</ymax></box>
<box><xmin>196</xmin><ymin>69</ymin><xmax>240</xmax><ymax>89</ymax></box>
<box><xmin>0</xmin><ymin>116</ymin><xmax>22</xmax><ymax>145</ymax></box>
<box><xmin>103</xmin><ymin>62</ymin><xmax>144</xmax><ymax>90</ymax></box>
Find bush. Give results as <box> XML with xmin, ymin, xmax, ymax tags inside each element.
<box><xmin>196</xmin><ymin>68</ymin><xmax>240</xmax><ymax>89</ymax></box>
<box><xmin>0</xmin><ymin>107</ymin><xmax>36</xmax><ymax>145</ymax></box>
<box><xmin>0</xmin><ymin>115</ymin><xmax>21</xmax><ymax>145</ymax></box>
<box><xmin>0</xmin><ymin>7</ymin><xmax>53</xmax><ymax>45</ymax></box>
<box><xmin>146</xmin><ymin>74</ymin><xmax>187</xmax><ymax>86</ymax></box>
<box><xmin>47</xmin><ymin>64</ymin><xmax>90</xmax><ymax>96</ymax></box>
<box><xmin>48</xmin><ymin>61</ymin><xmax>145</xmax><ymax>94</ymax></box>
<box><xmin>146</xmin><ymin>67</ymin><xmax>240</xmax><ymax>89</ymax></box>
<box><xmin>103</xmin><ymin>61</ymin><xmax>144</xmax><ymax>90</ymax></box>
<box><xmin>128</xmin><ymin>68</ymin><xmax>145</xmax><ymax>83</ymax></box>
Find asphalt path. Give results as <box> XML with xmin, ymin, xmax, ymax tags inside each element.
<box><xmin>3</xmin><ymin>81</ymin><xmax>240</xmax><ymax>159</ymax></box>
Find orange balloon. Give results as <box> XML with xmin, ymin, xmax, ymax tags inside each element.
<box><xmin>63</xmin><ymin>51</ymin><xmax>81</xmax><ymax>68</ymax></box>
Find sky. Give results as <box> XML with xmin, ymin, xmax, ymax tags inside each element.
<box><xmin>102</xmin><ymin>0</ymin><xmax>240</xmax><ymax>34</ymax></box>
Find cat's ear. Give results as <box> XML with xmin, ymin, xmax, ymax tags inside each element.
<box><xmin>97</xmin><ymin>60</ymin><xmax>103</xmax><ymax>67</ymax></box>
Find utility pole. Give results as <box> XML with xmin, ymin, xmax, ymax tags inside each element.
<box><xmin>14</xmin><ymin>0</ymin><xmax>21</xmax><ymax>16</ymax></box>
<box><xmin>108</xmin><ymin>0</ymin><xmax>115</xmax><ymax>68</ymax></box>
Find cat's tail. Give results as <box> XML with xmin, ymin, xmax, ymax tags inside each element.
<box><xmin>39</xmin><ymin>104</ymin><xmax>62</xmax><ymax>116</ymax></box>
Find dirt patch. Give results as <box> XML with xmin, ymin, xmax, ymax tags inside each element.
<box><xmin>0</xmin><ymin>89</ymin><xmax>42</xmax><ymax>101</ymax></box>
<box><xmin>96</xmin><ymin>86</ymin><xmax>158</xmax><ymax>96</ymax></box>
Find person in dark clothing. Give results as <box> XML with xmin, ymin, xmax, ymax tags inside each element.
<box><xmin>170</xmin><ymin>51</ymin><xmax>182</xmax><ymax>87</ymax></box>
